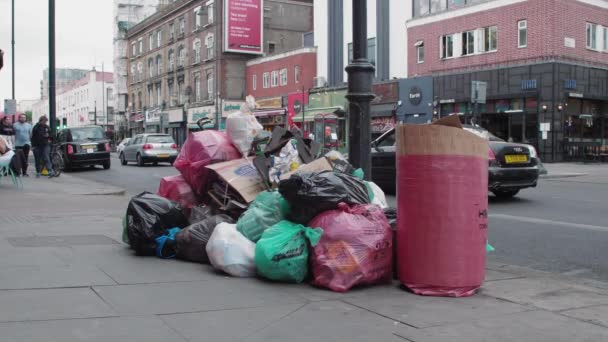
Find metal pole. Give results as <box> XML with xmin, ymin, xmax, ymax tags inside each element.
<box><xmin>301</xmin><ymin>85</ymin><xmax>305</xmax><ymax>135</ymax></box>
<box><xmin>102</xmin><ymin>62</ymin><xmax>106</xmax><ymax>129</ymax></box>
<box><xmin>345</xmin><ymin>0</ymin><xmax>375</xmax><ymax>180</ymax></box>
<box><xmin>94</xmin><ymin>100</ymin><xmax>97</xmax><ymax>125</ymax></box>
<box><xmin>48</xmin><ymin>0</ymin><xmax>57</xmax><ymax>136</ymax></box>
<box><xmin>11</xmin><ymin>0</ymin><xmax>15</xmax><ymax>99</ymax></box>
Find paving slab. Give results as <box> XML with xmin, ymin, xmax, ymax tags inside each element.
<box><xmin>0</xmin><ymin>316</ymin><xmax>185</xmax><ymax>342</ymax></box>
<box><xmin>397</xmin><ymin>309</ymin><xmax>608</xmax><ymax>342</ymax></box>
<box><xmin>164</xmin><ymin>300</ymin><xmax>413</xmax><ymax>342</ymax></box>
<box><xmin>0</xmin><ymin>247</ymin><xmax>68</xmax><ymax>268</ymax></box>
<box><xmin>485</xmin><ymin>269</ymin><xmax>524</xmax><ymax>282</ymax></box>
<box><xmin>343</xmin><ymin>286</ymin><xmax>529</xmax><ymax>328</ymax></box>
<box><xmin>561</xmin><ymin>305</ymin><xmax>608</xmax><ymax>328</ymax></box>
<box><xmin>0</xmin><ymin>288</ymin><xmax>116</xmax><ymax>322</ymax></box>
<box><xmin>93</xmin><ymin>277</ymin><xmax>307</xmax><ymax>315</ymax></box>
<box><xmin>0</xmin><ymin>265</ymin><xmax>116</xmax><ymax>290</ymax></box>
<box><xmin>481</xmin><ymin>277</ymin><xmax>608</xmax><ymax>311</ymax></box>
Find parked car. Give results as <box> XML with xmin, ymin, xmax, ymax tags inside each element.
<box><xmin>371</xmin><ymin>125</ymin><xmax>540</xmax><ymax>198</ymax></box>
<box><xmin>55</xmin><ymin>125</ymin><xmax>111</xmax><ymax>171</ymax></box>
<box><xmin>120</xmin><ymin>133</ymin><xmax>178</xmax><ymax>166</ymax></box>
<box><xmin>116</xmin><ymin>138</ymin><xmax>130</xmax><ymax>154</ymax></box>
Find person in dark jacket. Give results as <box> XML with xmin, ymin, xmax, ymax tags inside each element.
<box><xmin>31</xmin><ymin>116</ymin><xmax>55</xmax><ymax>178</ymax></box>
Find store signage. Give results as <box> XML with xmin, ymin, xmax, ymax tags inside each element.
<box><xmin>408</xmin><ymin>86</ymin><xmax>422</xmax><ymax>105</ymax></box>
<box><xmin>564</xmin><ymin>79</ymin><xmax>577</xmax><ymax>90</ymax></box>
<box><xmin>222</xmin><ymin>101</ymin><xmax>245</xmax><ymax>117</ymax></box>
<box><xmin>255</xmin><ymin>97</ymin><xmax>282</xmax><ymax>109</ymax></box>
<box><xmin>189</xmin><ymin>106</ymin><xmax>215</xmax><ymax>123</ymax></box>
<box><xmin>224</xmin><ymin>0</ymin><xmax>264</xmax><ymax>55</ymax></box>
<box><xmin>287</xmin><ymin>92</ymin><xmax>309</xmax><ymax>128</ymax></box>
<box><xmin>371</xmin><ymin>117</ymin><xmax>396</xmax><ymax>134</ymax></box>
<box><xmin>439</xmin><ymin>99</ymin><xmax>455</xmax><ymax>104</ymax></box>
<box><xmin>569</xmin><ymin>92</ymin><xmax>583</xmax><ymax>98</ymax></box>
<box><xmin>146</xmin><ymin>108</ymin><xmax>161</xmax><ymax>123</ymax></box>
<box><xmin>521</xmin><ymin>79</ymin><xmax>537</xmax><ymax>90</ymax></box>
<box><xmin>129</xmin><ymin>112</ymin><xmax>144</xmax><ymax>122</ymax></box>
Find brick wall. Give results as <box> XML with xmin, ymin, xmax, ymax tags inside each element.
<box><xmin>246</xmin><ymin>50</ymin><xmax>316</xmax><ymax>100</ymax></box>
<box><xmin>408</xmin><ymin>0</ymin><xmax>608</xmax><ymax>76</ymax></box>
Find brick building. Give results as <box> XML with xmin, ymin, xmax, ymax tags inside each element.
<box><xmin>126</xmin><ymin>0</ymin><xmax>313</xmax><ymax>142</ymax></box>
<box><xmin>407</xmin><ymin>0</ymin><xmax>608</xmax><ymax>162</ymax></box>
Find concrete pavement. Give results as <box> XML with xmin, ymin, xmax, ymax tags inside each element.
<box><xmin>1</xmin><ymin>172</ymin><xmax>608</xmax><ymax>341</ymax></box>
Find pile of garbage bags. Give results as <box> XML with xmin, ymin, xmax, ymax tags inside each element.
<box><xmin>121</xmin><ymin>97</ymin><xmax>398</xmax><ymax>293</ymax></box>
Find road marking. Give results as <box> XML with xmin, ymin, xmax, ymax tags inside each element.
<box><xmin>490</xmin><ymin>214</ymin><xmax>608</xmax><ymax>232</ymax></box>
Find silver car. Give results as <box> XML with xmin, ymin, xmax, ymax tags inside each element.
<box><xmin>120</xmin><ymin>133</ymin><xmax>178</xmax><ymax>166</ymax></box>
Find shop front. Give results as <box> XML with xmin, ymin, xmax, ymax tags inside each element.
<box><xmin>187</xmin><ymin>105</ymin><xmax>216</xmax><ymax>132</ymax></box>
<box><xmin>221</xmin><ymin>101</ymin><xmax>246</xmax><ymax>130</ymax></box>
<box><xmin>398</xmin><ymin>77</ymin><xmax>433</xmax><ymax>124</ymax></box>
<box><xmin>254</xmin><ymin>97</ymin><xmax>286</xmax><ymax>132</ymax></box>
<box><xmin>371</xmin><ymin>81</ymin><xmax>399</xmax><ymax>139</ymax></box>
<box><xmin>128</xmin><ymin>112</ymin><xmax>145</xmax><ymax>136</ymax></box>
<box><xmin>301</xmin><ymin>88</ymin><xmax>348</xmax><ymax>153</ymax></box>
<box><xmin>166</xmin><ymin>108</ymin><xmax>186</xmax><ymax>146</ymax></box>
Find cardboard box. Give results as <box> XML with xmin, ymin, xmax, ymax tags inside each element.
<box><xmin>279</xmin><ymin>157</ymin><xmax>333</xmax><ymax>180</ymax></box>
<box><xmin>206</xmin><ymin>158</ymin><xmax>266</xmax><ymax>203</ymax></box>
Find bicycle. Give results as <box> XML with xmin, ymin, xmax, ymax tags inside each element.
<box><xmin>50</xmin><ymin>144</ymin><xmax>64</xmax><ymax>177</ymax></box>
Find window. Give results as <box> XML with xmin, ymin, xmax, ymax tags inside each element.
<box><xmin>206</xmin><ymin>34</ymin><xmax>214</xmax><ymax>59</ymax></box>
<box><xmin>168</xmin><ymin>82</ymin><xmax>175</xmax><ymax>106</ymax></box>
<box><xmin>416</xmin><ymin>41</ymin><xmax>424</xmax><ymax>63</ymax></box>
<box><xmin>156</xmin><ymin>55</ymin><xmax>162</xmax><ymax>75</ymax></box>
<box><xmin>138</xmin><ymin>39</ymin><xmax>143</xmax><ymax>54</ymax></box>
<box><xmin>295</xmin><ymin>65</ymin><xmax>300</xmax><ymax>83</ymax></box>
<box><xmin>178</xmin><ymin>81</ymin><xmax>184</xmax><ymax>104</ymax></box>
<box><xmin>131</xmin><ymin>65</ymin><xmax>136</xmax><ymax>82</ymax></box>
<box><xmin>148</xmin><ymin>58</ymin><xmax>154</xmax><ymax>77</ymax></box>
<box><xmin>481</xmin><ymin>26</ymin><xmax>498</xmax><ymax>52</ymax></box>
<box><xmin>157</xmin><ymin>30</ymin><xmax>162</xmax><ymax>47</ymax></box>
<box><xmin>440</xmin><ymin>34</ymin><xmax>455</xmax><ymax>58</ymax></box>
<box><xmin>156</xmin><ymin>84</ymin><xmax>162</xmax><ymax>107</ymax></box>
<box><xmin>207</xmin><ymin>73</ymin><xmax>214</xmax><ymax>100</ymax></box>
<box><xmin>179</xmin><ymin>18</ymin><xmax>185</xmax><ymax>35</ymax></box>
<box><xmin>268</xmin><ymin>42</ymin><xmax>276</xmax><ymax>54</ymax></box>
<box><xmin>149</xmin><ymin>34</ymin><xmax>154</xmax><ymax>51</ymax></box>
<box><xmin>279</xmin><ymin>68</ymin><xmax>288</xmax><ymax>86</ymax></box>
<box><xmin>193</xmin><ymin>39</ymin><xmax>201</xmax><ymax>63</ymax></box>
<box><xmin>168</xmin><ymin>50</ymin><xmax>175</xmax><ymax>71</ymax></box>
<box><xmin>271</xmin><ymin>70</ymin><xmax>279</xmax><ymax>87</ymax></box>
<box><xmin>169</xmin><ymin>23</ymin><xmax>175</xmax><ymax>40</ymax></box>
<box><xmin>347</xmin><ymin>38</ymin><xmax>377</xmax><ymax>67</ymax></box>
<box><xmin>148</xmin><ymin>86</ymin><xmax>154</xmax><ymax>108</ymax></box>
<box><xmin>605</xmin><ymin>27</ymin><xmax>608</xmax><ymax>51</ymax></box>
<box><xmin>462</xmin><ymin>30</ymin><xmax>475</xmax><ymax>55</ymax></box>
<box><xmin>194</xmin><ymin>7</ymin><xmax>202</xmax><ymax>29</ymax></box>
<box><xmin>586</xmin><ymin>23</ymin><xmax>598</xmax><ymax>50</ymax></box>
<box><xmin>132</xmin><ymin>44</ymin><xmax>136</xmax><ymax>56</ymax></box>
<box><xmin>518</xmin><ymin>20</ymin><xmax>527</xmax><ymax>48</ymax></box>
<box><xmin>178</xmin><ymin>46</ymin><xmax>186</xmax><ymax>66</ymax></box>
<box><xmin>194</xmin><ymin>75</ymin><xmax>201</xmax><ymax>102</ymax></box>
<box><xmin>137</xmin><ymin>62</ymin><xmax>143</xmax><ymax>81</ymax></box>
<box><xmin>207</xmin><ymin>3</ymin><xmax>214</xmax><ymax>24</ymax></box>
<box><xmin>263</xmin><ymin>72</ymin><xmax>270</xmax><ymax>88</ymax></box>
<box><xmin>252</xmin><ymin>75</ymin><xmax>257</xmax><ymax>90</ymax></box>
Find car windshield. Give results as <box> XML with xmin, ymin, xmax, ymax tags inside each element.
<box><xmin>70</xmin><ymin>127</ymin><xmax>105</xmax><ymax>142</ymax></box>
<box><xmin>146</xmin><ymin>135</ymin><xmax>174</xmax><ymax>144</ymax></box>
<box><xmin>463</xmin><ymin>125</ymin><xmax>504</xmax><ymax>142</ymax></box>
<box><xmin>375</xmin><ymin>129</ymin><xmax>396</xmax><ymax>148</ymax></box>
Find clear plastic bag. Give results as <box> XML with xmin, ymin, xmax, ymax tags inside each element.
<box><xmin>206</xmin><ymin>223</ymin><xmax>256</xmax><ymax>277</ymax></box>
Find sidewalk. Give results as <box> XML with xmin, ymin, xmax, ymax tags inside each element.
<box><xmin>542</xmin><ymin>163</ymin><xmax>608</xmax><ymax>184</ymax></box>
<box><xmin>0</xmin><ymin>178</ymin><xmax>607</xmax><ymax>341</ymax></box>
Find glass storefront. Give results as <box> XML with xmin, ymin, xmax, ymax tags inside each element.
<box><xmin>564</xmin><ymin>98</ymin><xmax>607</xmax><ymax>142</ymax></box>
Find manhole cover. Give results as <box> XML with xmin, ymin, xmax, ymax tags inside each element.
<box><xmin>7</xmin><ymin>234</ymin><xmax>118</xmax><ymax>247</ymax></box>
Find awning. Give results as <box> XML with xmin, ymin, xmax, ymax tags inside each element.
<box><xmin>253</xmin><ymin>109</ymin><xmax>285</xmax><ymax>117</ymax></box>
<box><xmin>292</xmin><ymin>106</ymin><xmax>344</xmax><ymax>123</ymax></box>
<box><xmin>371</xmin><ymin>103</ymin><xmax>396</xmax><ymax>118</ymax></box>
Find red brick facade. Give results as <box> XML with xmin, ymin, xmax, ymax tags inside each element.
<box><xmin>408</xmin><ymin>0</ymin><xmax>608</xmax><ymax>76</ymax></box>
<box><xmin>246</xmin><ymin>48</ymin><xmax>317</xmax><ymax>100</ymax></box>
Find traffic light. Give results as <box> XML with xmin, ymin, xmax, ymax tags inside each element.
<box><xmin>54</xmin><ymin>118</ymin><xmax>60</xmax><ymax>130</ymax></box>
<box><xmin>62</xmin><ymin>117</ymin><xmax>67</xmax><ymax>128</ymax></box>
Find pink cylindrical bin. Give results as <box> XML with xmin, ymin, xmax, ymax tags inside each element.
<box><xmin>396</xmin><ymin>116</ymin><xmax>489</xmax><ymax>297</ymax></box>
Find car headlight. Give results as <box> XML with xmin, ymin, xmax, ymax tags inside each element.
<box><xmin>525</xmin><ymin>145</ymin><xmax>538</xmax><ymax>158</ymax></box>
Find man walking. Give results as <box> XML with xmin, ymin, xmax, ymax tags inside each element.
<box><xmin>31</xmin><ymin>116</ymin><xmax>54</xmax><ymax>178</ymax></box>
<box><xmin>13</xmin><ymin>114</ymin><xmax>32</xmax><ymax>176</ymax></box>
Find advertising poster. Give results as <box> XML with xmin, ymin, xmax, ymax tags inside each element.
<box><xmin>224</xmin><ymin>0</ymin><xmax>264</xmax><ymax>54</ymax></box>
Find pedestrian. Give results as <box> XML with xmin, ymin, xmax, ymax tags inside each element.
<box><xmin>0</xmin><ymin>135</ymin><xmax>26</xmax><ymax>177</ymax></box>
<box><xmin>13</xmin><ymin>114</ymin><xmax>32</xmax><ymax>177</ymax></box>
<box><xmin>0</xmin><ymin>49</ymin><xmax>4</xmax><ymax>71</ymax></box>
<box><xmin>31</xmin><ymin>116</ymin><xmax>55</xmax><ymax>178</ymax></box>
<box><xmin>0</xmin><ymin>116</ymin><xmax>15</xmax><ymax>149</ymax></box>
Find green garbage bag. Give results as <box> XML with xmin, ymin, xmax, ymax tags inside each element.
<box><xmin>255</xmin><ymin>221</ymin><xmax>323</xmax><ymax>283</ymax></box>
<box><xmin>237</xmin><ymin>191</ymin><xmax>290</xmax><ymax>242</ymax></box>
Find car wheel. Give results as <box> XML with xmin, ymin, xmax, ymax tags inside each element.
<box><xmin>493</xmin><ymin>189</ymin><xmax>520</xmax><ymax>199</ymax></box>
<box><xmin>103</xmin><ymin>160</ymin><xmax>111</xmax><ymax>170</ymax></box>
<box><xmin>136</xmin><ymin>153</ymin><xmax>144</xmax><ymax>167</ymax></box>
<box><xmin>120</xmin><ymin>153</ymin><xmax>127</xmax><ymax>165</ymax></box>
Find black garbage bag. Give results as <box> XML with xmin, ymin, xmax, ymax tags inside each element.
<box><xmin>188</xmin><ymin>205</ymin><xmax>216</xmax><ymax>224</ymax></box>
<box><xmin>279</xmin><ymin>171</ymin><xmax>370</xmax><ymax>224</ymax></box>
<box><xmin>175</xmin><ymin>214</ymin><xmax>235</xmax><ymax>263</ymax></box>
<box><xmin>126</xmin><ymin>192</ymin><xmax>190</xmax><ymax>256</ymax></box>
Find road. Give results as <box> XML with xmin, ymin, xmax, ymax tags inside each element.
<box><xmin>71</xmin><ymin>159</ymin><xmax>608</xmax><ymax>284</ymax></box>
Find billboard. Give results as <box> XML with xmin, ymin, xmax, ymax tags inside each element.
<box><xmin>224</xmin><ymin>0</ymin><xmax>264</xmax><ymax>55</ymax></box>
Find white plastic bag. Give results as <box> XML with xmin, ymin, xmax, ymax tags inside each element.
<box><xmin>206</xmin><ymin>222</ymin><xmax>257</xmax><ymax>277</ymax></box>
<box><xmin>225</xmin><ymin>96</ymin><xmax>263</xmax><ymax>156</ymax></box>
<box><xmin>367</xmin><ymin>181</ymin><xmax>388</xmax><ymax>209</ymax></box>
<box><xmin>268</xmin><ymin>140</ymin><xmax>302</xmax><ymax>184</ymax></box>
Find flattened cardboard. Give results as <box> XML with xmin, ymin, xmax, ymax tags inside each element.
<box><xmin>397</xmin><ymin>115</ymin><xmax>488</xmax><ymax>158</ymax></box>
<box><xmin>279</xmin><ymin>157</ymin><xmax>333</xmax><ymax>180</ymax></box>
<box><xmin>206</xmin><ymin>158</ymin><xmax>266</xmax><ymax>203</ymax></box>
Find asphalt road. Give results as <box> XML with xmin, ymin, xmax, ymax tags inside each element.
<box><xmin>71</xmin><ymin>159</ymin><xmax>608</xmax><ymax>284</ymax></box>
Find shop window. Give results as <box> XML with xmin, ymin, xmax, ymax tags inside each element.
<box><xmin>518</xmin><ymin>20</ymin><xmax>527</xmax><ymax>48</ymax></box>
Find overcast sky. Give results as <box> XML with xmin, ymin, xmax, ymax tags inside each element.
<box><xmin>0</xmin><ymin>0</ymin><xmax>114</xmax><ymax>105</ymax></box>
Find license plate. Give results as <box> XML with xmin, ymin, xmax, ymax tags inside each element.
<box><xmin>158</xmin><ymin>154</ymin><xmax>169</xmax><ymax>158</ymax></box>
<box><xmin>87</xmin><ymin>148</ymin><xmax>95</xmax><ymax>153</ymax></box>
<box><xmin>505</xmin><ymin>155</ymin><xmax>528</xmax><ymax>163</ymax></box>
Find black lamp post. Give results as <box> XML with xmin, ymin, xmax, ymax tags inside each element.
<box><xmin>345</xmin><ymin>0</ymin><xmax>375</xmax><ymax>180</ymax></box>
<box><xmin>49</xmin><ymin>0</ymin><xmax>57</xmax><ymax>137</ymax></box>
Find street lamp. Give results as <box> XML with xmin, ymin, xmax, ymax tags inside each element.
<box><xmin>48</xmin><ymin>0</ymin><xmax>57</xmax><ymax>137</ymax></box>
<box><xmin>345</xmin><ymin>0</ymin><xmax>375</xmax><ymax>180</ymax></box>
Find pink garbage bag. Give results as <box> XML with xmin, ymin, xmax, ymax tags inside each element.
<box><xmin>309</xmin><ymin>203</ymin><xmax>393</xmax><ymax>292</ymax></box>
<box><xmin>174</xmin><ymin>131</ymin><xmax>241</xmax><ymax>196</ymax></box>
<box><xmin>157</xmin><ymin>174</ymin><xmax>200</xmax><ymax>209</ymax></box>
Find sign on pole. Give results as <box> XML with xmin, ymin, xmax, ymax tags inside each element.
<box><xmin>4</xmin><ymin>99</ymin><xmax>16</xmax><ymax>115</ymax></box>
<box><xmin>224</xmin><ymin>0</ymin><xmax>264</xmax><ymax>55</ymax></box>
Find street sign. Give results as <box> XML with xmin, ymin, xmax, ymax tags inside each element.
<box><xmin>4</xmin><ymin>99</ymin><xmax>16</xmax><ymax>115</ymax></box>
<box><xmin>471</xmin><ymin>81</ymin><xmax>487</xmax><ymax>104</ymax></box>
